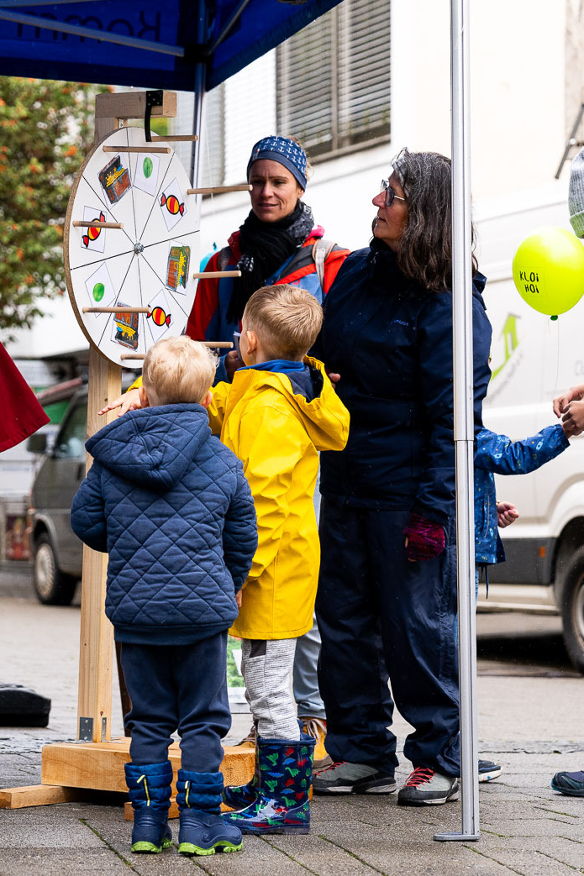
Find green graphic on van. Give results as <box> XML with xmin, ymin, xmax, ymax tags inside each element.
<box><xmin>491</xmin><ymin>313</ymin><xmax>520</xmax><ymax>381</ymax></box>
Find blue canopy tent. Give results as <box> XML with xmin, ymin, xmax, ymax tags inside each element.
<box><xmin>0</xmin><ymin>0</ymin><xmax>482</xmax><ymax>843</ymax></box>
<box><xmin>0</xmin><ymin>0</ymin><xmax>341</xmax><ymax>91</ymax></box>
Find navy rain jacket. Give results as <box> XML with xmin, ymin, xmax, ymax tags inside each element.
<box><xmin>71</xmin><ymin>404</ymin><xmax>257</xmax><ymax>645</ymax></box>
<box><xmin>316</xmin><ymin>244</ymin><xmax>493</xmax><ymax>523</ymax></box>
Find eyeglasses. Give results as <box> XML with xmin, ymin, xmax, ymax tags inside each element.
<box><xmin>380</xmin><ymin>179</ymin><xmax>406</xmax><ymax>208</ymax></box>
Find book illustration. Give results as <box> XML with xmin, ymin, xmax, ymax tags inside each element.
<box><xmin>111</xmin><ymin>301</ymin><xmax>139</xmax><ymax>350</ymax></box>
<box><xmin>166</xmin><ymin>244</ymin><xmax>190</xmax><ymax>293</ymax></box>
<box><xmin>99</xmin><ymin>154</ymin><xmax>131</xmax><ymax>204</ymax></box>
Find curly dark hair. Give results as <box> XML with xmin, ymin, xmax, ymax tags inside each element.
<box><xmin>391</xmin><ymin>148</ymin><xmax>479</xmax><ymax>293</ymax></box>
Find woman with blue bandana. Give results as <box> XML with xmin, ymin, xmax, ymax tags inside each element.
<box><xmin>185</xmin><ymin>136</ymin><xmax>350</xmax><ymax>384</ymax></box>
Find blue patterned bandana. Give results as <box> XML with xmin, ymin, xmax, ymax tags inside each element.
<box><xmin>247</xmin><ymin>136</ymin><xmax>307</xmax><ymax>190</ymax></box>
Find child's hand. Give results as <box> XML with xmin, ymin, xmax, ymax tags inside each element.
<box><xmin>98</xmin><ymin>388</ymin><xmax>143</xmax><ymax>417</ymax></box>
<box><xmin>496</xmin><ymin>501</ymin><xmax>519</xmax><ymax>528</ymax></box>
<box><xmin>561</xmin><ymin>402</ymin><xmax>584</xmax><ymax>438</ymax></box>
<box><xmin>225</xmin><ymin>350</ymin><xmax>244</xmax><ymax>381</ymax></box>
<box><xmin>235</xmin><ymin>590</ymin><xmax>242</xmax><ymax>609</ymax></box>
<box><xmin>553</xmin><ymin>384</ymin><xmax>584</xmax><ymax>417</ymax></box>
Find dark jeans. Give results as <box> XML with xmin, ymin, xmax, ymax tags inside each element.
<box><xmin>120</xmin><ymin>633</ymin><xmax>231</xmax><ymax>772</ymax></box>
<box><xmin>316</xmin><ymin>500</ymin><xmax>460</xmax><ymax>777</ymax></box>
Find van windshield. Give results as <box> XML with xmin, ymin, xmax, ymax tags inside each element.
<box><xmin>54</xmin><ymin>403</ymin><xmax>88</xmax><ymax>460</ymax></box>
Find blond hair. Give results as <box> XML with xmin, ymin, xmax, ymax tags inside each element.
<box><xmin>142</xmin><ymin>336</ymin><xmax>216</xmax><ymax>405</ymax></box>
<box><xmin>243</xmin><ymin>284</ymin><xmax>323</xmax><ymax>360</ymax></box>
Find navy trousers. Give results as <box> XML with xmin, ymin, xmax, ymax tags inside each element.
<box><xmin>316</xmin><ymin>500</ymin><xmax>460</xmax><ymax>777</ymax></box>
<box><xmin>120</xmin><ymin>633</ymin><xmax>231</xmax><ymax>772</ymax></box>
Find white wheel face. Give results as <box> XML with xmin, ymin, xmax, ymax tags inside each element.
<box><xmin>65</xmin><ymin>128</ymin><xmax>199</xmax><ymax>370</ymax></box>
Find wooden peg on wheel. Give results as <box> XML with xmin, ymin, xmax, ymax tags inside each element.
<box><xmin>73</xmin><ymin>221</ymin><xmax>124</xmax><ymax>230</ymax></box>
<box><xmin>187</xmin><ymin>185</ymin><xmax>252</xmax><ymax>195</ymax></box>
<box><xmin>103</xmin><ymin>145</ymin><xmax>171</xmax><ymax>154</ymax></box>
<box><xmin>193</xmin><ymin>270</ymin><xmax>242</xmax><ymax>280</ymax></box>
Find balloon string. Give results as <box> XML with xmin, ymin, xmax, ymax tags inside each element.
<box><xmin>547</xmin><ymin>316</ymin><xmax>561</xmax><ymax>401</ymax></box>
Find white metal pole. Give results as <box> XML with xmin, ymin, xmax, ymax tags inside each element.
<box><xmin>434</xmin><ymin>0</ymin><xmax>480</xmax><ymax>842</ymax></box>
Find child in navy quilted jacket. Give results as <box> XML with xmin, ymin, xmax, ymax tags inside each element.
<box><xmin>71</xmin><ymin>336</ymin><xmax>257</xmax><ymax>858</ymax></box>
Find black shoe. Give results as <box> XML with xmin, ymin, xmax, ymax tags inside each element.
<box><xmin>312</xmin><ymin>761</ymin><xmax>396</xmax><ymax>794</ymax></box>
<box><xmin>551</xmin><ymin>770</ymin><xmax>584</xmax><ymax>797</ymax></box>
<box><xmin>478</xmin><ymin>758</ymin><xmax>502</xmax><ymax>783</ymax></box>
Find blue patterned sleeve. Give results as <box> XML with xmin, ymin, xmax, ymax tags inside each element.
<box><xmin>475</xmin><ymin>424</ymin><xmax>570</xmax><ymax>475</ymax></box>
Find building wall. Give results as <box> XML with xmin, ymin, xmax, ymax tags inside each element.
<box><xmin>4</xmin><ymin>0</ymin><xmax>581</xmax><ymax>357</ymax></box>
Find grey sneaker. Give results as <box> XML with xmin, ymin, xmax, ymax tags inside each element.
<box><xmin>398</xmin><ymin>767</ymin><xmax>459</xmax><ymax>806</ymax></box>
<box><xmin>312</xmin><ymin>761</ymin><xmax>396</xmax><ymax>794</ymax></box>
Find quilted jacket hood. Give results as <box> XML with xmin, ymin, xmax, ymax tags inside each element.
<box><xmin>86</xmin><ymin>404</ymin><xmax>210</xmax><ymax>492</ymax></box>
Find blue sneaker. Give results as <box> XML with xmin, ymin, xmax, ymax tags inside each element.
<box><xmin>478</xmin><ymin>758</ymin><xmax>502</xmax><ymax>783</ymax></box>
<box><xmin>551</xmin><ymin>770</ymin><xmax>584</xmax><ymax>797</ymax></box>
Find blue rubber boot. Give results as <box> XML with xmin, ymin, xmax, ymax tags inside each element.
<box><xmin>124</xmin><ymin>761</ymin><xmax>173</xmax><ymax>854</ymax></box>
<box><xmin>224</xmin><ymin>737</ymin><xmax>260</xmax><ymax>810</ymax></box>
<box><xmin>222</xmin><ymin>735</ymin><xmax>315</xmax><ymax>835</ymax></box>
<box><xmin>177</xmin><ymin>770</ymin><xmax>243</xmax><ymax>856</ymax></box>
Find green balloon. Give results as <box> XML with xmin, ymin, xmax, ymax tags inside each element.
<box><xmin>143</xmin><ymin>156</ymin><xmax>153</xmax><ymax>179</ymax></box>
<box><xmin>93</xmin><ymin>282</ymin><xmax>105</xmax><ymax>302</ymax></box>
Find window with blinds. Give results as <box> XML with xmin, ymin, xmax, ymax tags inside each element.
<box><xmin>276</xmin><ymin>0</ymin><xmax>391</xmax><ymax>159</ymax></box>
<box><xmin>199</xmin><ymin>83</ymin><xmax>226</xmax><ymax>188</ymax></box>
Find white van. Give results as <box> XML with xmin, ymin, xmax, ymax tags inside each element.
<box><xmin>477</xmin><ymin>181</ymin><xmax>584</xmax><ymax>673</ymax></box>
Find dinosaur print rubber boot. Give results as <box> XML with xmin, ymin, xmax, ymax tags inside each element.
<box><xmin>221</xmin><ymin>736</ymin><xmax>316</xmax><ymax>835</ymax></box>
<box><xmin>223</xmin><ymin>731</ymin><xmax>260</xmax><ymax>810</ymax></box>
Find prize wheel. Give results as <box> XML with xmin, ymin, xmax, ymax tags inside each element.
<box><xmin>64</xmin><ymin>127</ymin><xmax>199</xmax><ymax>370</ymax></box>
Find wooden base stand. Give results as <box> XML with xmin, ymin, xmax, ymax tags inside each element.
<box><xmin>0</xmin><ymin>738</ymin><xmax>254</xmax><ymax>813</ymax></box>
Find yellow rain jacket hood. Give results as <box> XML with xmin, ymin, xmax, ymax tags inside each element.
<box><xmin>208</xmin><ymin>356</ymin><xmax>350</xmax><ymax>640</ymax></box>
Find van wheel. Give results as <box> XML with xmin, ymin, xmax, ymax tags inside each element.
<box><xmin>33</xmin><ymin>534</ymin><xmax>77</xmax><ymax>606</ymax></box>
<box><xmin>559</xmin><ymin>547</ymin><xmax>584</xmax><ymax>675</ymax></box>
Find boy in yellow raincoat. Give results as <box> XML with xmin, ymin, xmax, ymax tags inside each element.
<box><xmin>209</xmin><ymin>284</ymin><xmax>350</xmax><ymax>836</ymax></box>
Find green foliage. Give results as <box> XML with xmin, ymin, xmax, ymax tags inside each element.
<box><xmin>0</xmin><ymin>77</ymin><xmax>110</xmax><ymax>337</ymax></box>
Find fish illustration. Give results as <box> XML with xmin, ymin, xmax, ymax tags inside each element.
<box><xmin>82</xmin><ymin>212</ymin><xmax>106</xmax><ymax>247</ymax></box>
<box><xmin>147</xmin><ymin>306</ymin><xmax>171</xmax><ymax>328</ymax></box>
<box><xmin>160</xmin><ymin>192</ymin><xmax>184</xmax><ymax>216</ymax></box>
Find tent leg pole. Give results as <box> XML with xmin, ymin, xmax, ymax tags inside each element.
<box><xmin>434</xmin><ymin>0</ymin><xmax>480</xmax><ymax>843</ymax></box>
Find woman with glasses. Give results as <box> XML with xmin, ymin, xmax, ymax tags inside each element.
<box><xmin>311</xmin><ymin>148</ymin><xmax>492</xmax><ymax>805</ymax></box>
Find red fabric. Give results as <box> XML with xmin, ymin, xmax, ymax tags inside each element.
<box><xmin>0</xmin><ymin>343</ymin><xmax>49</xmax><ymax>453</ymax></box>
<box><xmin>403</xmin><ymin>513</ymin><xmax>446</xmax><ymax>562</ymax></box>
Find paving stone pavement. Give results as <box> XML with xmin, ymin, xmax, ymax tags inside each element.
<box><xmin>1</xmin><ymin>565</ymin><xmax>584</xmax><ymax>875</ymax></box>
